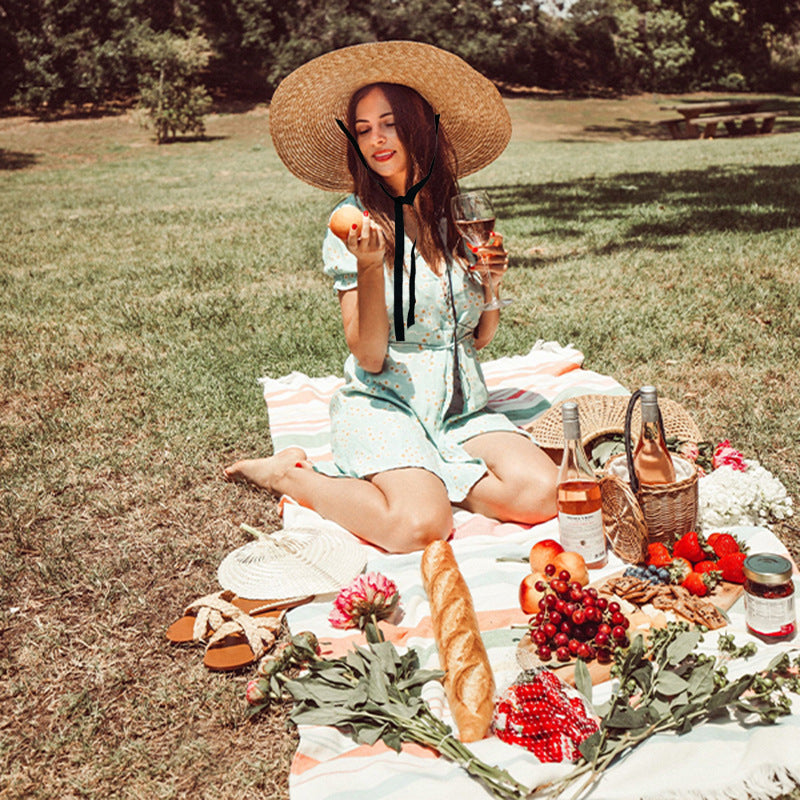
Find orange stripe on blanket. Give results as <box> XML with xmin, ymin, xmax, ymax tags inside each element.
<box><xmin>291</xmin><ymin>740</ymin><xmax>436</xmax><ymax>775</ymax></box>
<box><xmin>319</xmin><ymin>607</ymin><xmax>530</xmax><ymax>658</ymax></box>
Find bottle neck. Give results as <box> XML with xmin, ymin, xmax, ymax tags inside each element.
<box><xmin>640</xmin><ymin>399</ymin><xmax>660</xmax><ymax>424</ymax></box>
<box><xmin>558</xmin><ymin>437</ymin><xmax>596</xmax><ymax>483</ymax></box>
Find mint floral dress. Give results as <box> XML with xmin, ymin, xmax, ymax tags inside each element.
<box><xmin>315</xmin><ymin>195</ymin><xmax>526</xmax><ymax>502</ymax></box>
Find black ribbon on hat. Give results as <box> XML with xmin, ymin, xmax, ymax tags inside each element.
<box><xmin>335</xmin><ymin>115</ymin><xmax>439</xmax><ymax>342</ymax></box>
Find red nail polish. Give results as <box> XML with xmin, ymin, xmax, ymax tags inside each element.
<box><xmin>351</xmin><ymin>223</ymin><xmax>358</xmax><ymax>230</ymax></box>
<box><xmin>363</xmin><ymin>209</ymin><xmax>369</xmax><ymax>216</ymax></box>
<box><xmin>295</xmin><ymin>462</ymin><xmax>304</xmax><ymax>468</ymax></box>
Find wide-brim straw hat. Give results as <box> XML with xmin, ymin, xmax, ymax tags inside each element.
<box><xmin>217</xmin><ymin>526</ymin><xmax>367</xmax><ymax>600</ymax></box>
<box><xmin>268</xmin><ymin>40</ymin><xmax>512</xmax><ymax>192</ymax></box>
<box><xmin>525</xmin><ymin>393</ymin><xmax>701</xmax><ymax>450</ymax></box>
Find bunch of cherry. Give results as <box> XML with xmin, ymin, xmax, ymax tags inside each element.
<box><xmin>528</xmin><ymin>564</ymin><xmax>631</xmax><ymax>664</ymax></box>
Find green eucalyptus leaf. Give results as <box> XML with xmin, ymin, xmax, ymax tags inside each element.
<box><xmin>345</xmin><ymin>649</ymin><xmax>369</xmax><ymax>676</ymax></box>
<box><xmin>607</xmin><ymin>705</ymin><xmax>648</xmax><ymax>729</ymax></box>
<box><xmin>767</xmin><ymin>652</ymin><xmax>791</xmax><ymax>672</ymax></box>
<box><xmin>383</xmin><ymin>727</ymin><xmax>404</xmax><ymax>753</ymax></box>
<box><xmin>578</xmin><ymin>730</ymin><xmax>602</xmax><ymax>762</ymax></box>
<box><xmin>655</xmin><ymin>671</ymin><xmax>689</xmax><ymax>696</ymax></box>
<box><xmin>367</xmin><ymin>666</ymin><xmax>390</xmax><ymax>704</ymax></box>
<box><xmin>668</xmin><ymin>691</ymin><xmax>690</xmax><ymax>712</ymax></box>
<box><xmin>290</xmin><ymin>704</ymin><xmax>365</xmax><ymax>727</ymax></box>
<box><xmin>355</xmin><ymin>722</ymin><xmax>389</xmax><ymax>746</ymax></box>
<box><xmin>629</xmin><ymin>663</ymin><xmax>654</xmax><ymax>692</ymax></box>
<box><xmin>621</xmin><ymin>635</ymin><xmax>646</xmax><ymax>676</ymax></box>
<box><xmin>344</xmin><ymin>680</ymin><xmax>370</xmax><ymax>710</ymax></box>
<box><xmin>396</xmin><ymin>669</ymin><xmax>445</xmax><ymax>693</ymax></box>
<box><xmin>371</xmin><ymin>640</ymin><xmax>401</xmax><ymax>678</ymax></box>
<box><xmin>686</xmin><ymin>662</ymin><xmax>716</xmax><ymax>697</ymax></box>
<box><xmin>574</xmin><ymin>658</ymin><xmax>593</xmax><ymax>706</ymax></box>
<box><xmin>665</xmin><ymin>631</ymin><xmax>702</xmax><ymax>665</ymax></box>
<box><xmin>648</xmin><ymin>697</ymin><xmax>671</xmax><ymax>718</ymax></box>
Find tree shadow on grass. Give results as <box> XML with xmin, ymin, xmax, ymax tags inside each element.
<box><xmin>482</xmin><ymin>162</ymin><xmax>800</xmax><ymax>261</ymax></box>
<box><xmin>0</xmin><ymin>149</ymin><xmax>38</xmax><ymax>170</ymax></box>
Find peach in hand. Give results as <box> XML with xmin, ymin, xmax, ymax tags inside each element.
<box><xmin>328</xmin><ymin>205</ymin><xmax>364</xmax><ymax>241</ymax></box>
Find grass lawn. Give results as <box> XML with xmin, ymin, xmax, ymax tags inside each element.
<box><xmin>2</xmin><ymin>92</ymin><xmax>800</xmax><ymax>799</ymax></box>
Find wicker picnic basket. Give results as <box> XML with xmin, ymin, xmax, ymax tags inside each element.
<box><xmin>602</xmin><ymin>391</ymin><xmax>699</xmax><ymax>554</ymax></box>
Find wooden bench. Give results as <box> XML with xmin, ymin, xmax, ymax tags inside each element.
<box><xmin>658</xmin><ymin>106</ymin><xmax>782</xmax><ymax>139</ymax></box>
<box><xmin>695</xmin><ymin>112</ymin><xmax>778</xmax><ymax>138</ymax></box>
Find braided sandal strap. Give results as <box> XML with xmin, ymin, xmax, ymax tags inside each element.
<box><xmin>184</xmin><ymin>590</ymin><xmax>244</xmax><ymax>641</ymax></box>
<box><xmin>206</xmin><ymin>614</ymin><xmax>282</xmax><ymax>658</ymax></box>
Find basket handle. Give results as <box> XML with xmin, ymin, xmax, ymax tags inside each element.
<box><xmin>624</xmin><ymin>389</ymin><xmax>667</xmax><ymax>494</ymax></box>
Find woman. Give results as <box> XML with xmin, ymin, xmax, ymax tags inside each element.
<box><xmin>226</xmin><ymin>41</ymin><xmax>557</xmax><ymax>552</ymax></box>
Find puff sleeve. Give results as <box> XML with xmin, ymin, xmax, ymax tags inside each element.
<box><xmin>322</xmin><ymin>196</ymin><xmax>364</xmax><ymax>293</ymax></box>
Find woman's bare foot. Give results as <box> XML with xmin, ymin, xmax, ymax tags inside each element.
<box><xmin>223</xmin><ymin>446</ymin><xmax>308</xmax><ymax>493</ymax></box>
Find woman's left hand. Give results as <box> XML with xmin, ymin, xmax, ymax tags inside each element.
<box><xmin>474</xmin><ymin>231</ymin><xmax>509</xmax><ymax>289</ymax></box>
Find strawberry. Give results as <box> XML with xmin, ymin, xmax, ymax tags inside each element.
<box><xmin>717</xmin><ymin>551</ymin><xmax>747</xmax><ymax>583</ymax></box>
<box><xmin>646</xmin><ymin>542</ymin><xmax>673</xmax><ymax>567</ymax></box>
<box><xmin>681</xmin><ymin>571</ymin><xmax>710</xmax><ymax>597</ymax></box>
<box><xmin>673</xmin><ymin>531</ymin><xmax>711</xmax><ymax>564</ymax></box>
<box><xmin>710</xmin><ymin>533</ymin><xmax>744</xmax><ymax>558</ymax></box>
<box><xmin>667</xmin><ymin>556</ymin><xmax>692</xmax><ymax>583</ymax></box>
<box><xmin>694</xmin><ymin>559</ymin><xmax>719</xmax><ymax>574</ymax></box>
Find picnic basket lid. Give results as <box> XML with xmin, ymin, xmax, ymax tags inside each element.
<box><xmin>525</xmin><ymin>393</ymin><xmax>701</xmax><ymax>451</ymax></box>
<box><xmin>217</xmin><ymin>526</ymin><xmax>367</xmax><ymax>600</ymax></box>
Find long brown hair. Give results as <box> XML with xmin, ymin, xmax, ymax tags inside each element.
<box><xmin>345</xmin><ymin>82</ymin><xmax>461</xmax><ymax>270</ymax></box>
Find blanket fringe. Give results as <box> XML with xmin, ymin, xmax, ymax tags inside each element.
<box><xmin>649</xmin><ymin>764</ymin><xmax>800</xmax><ymax>800</ymax></box>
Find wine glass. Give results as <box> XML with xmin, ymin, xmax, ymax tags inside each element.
<box><xmin>451</xmin><ymin>190</ymin><xmax>512</xmax><ymax>311</ymax></box>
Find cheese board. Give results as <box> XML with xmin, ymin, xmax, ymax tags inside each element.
<box><xmin>517</xmin><ymin>570</ymin><xmax>744</xmax><ymax>686</ymax></box>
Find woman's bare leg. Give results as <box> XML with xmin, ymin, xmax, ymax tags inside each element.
<box><xmin>224</xmin><ymin>449</ymin><xmax>452</xmax><ymax>553</ymax></box>
<box><xmin>460</xmin><ymin>431</ymin><xmax>558</xmax><ymax>525</ymax></box>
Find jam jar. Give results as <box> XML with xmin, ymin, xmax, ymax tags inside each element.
<box><xmin>743</xmin><ymin>553</ymin><xmax>796</xmax><ymax>640</ymax></box>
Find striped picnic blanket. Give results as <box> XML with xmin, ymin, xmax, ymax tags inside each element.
<box><xmin>260</xmin><ymin>340</ymin><xmax>628</xmax><ymax>461</ymax></box>
<box><xmin>261</xmin><ymin>344</ymin><xmax>800</xmax><ymax>800</ymax></box>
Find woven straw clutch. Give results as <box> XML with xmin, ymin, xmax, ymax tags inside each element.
<box><xmin>526</xmin><ymin>394</ymin><xmax>701</xmax><ymax>450</ymax></box>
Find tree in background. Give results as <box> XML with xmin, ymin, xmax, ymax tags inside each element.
<box><xmin>135</xmin><ymin>29</ymin><xmax>212</xmax><ymax>143</ymax></box>
<box><xmin>614</xmin><ymin>1</ymin><xmax>693</xmax><ymax>91</ymax></box>
<box><xmin>658</xmin><ymin>0</ymin><xmax>800</xmax><ymax>90</ymax></box>
<box><xmin>1</xmin><ymin>0</ymin><xmax>143</xmax><ymax>111</ymax></box>
<box><xmin>0</xmin><ymin>0</ymin><xmax>799</xmax><ymax>111</ymax></box>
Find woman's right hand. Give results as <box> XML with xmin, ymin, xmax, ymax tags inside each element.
<box><xmin>345</xmin><ymin>213</ymin><xmax>384</xmax><ymax>270</ymax></box>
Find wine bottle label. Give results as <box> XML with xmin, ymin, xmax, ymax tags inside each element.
<box><xmin>557</xmin><ymin>510</ymin><xmax>606</xmax><ymax>563</ymax></box>
<box><xmin>744</xmin><ymin>593</ymin><xmax>796</xmax><ymax>636</ymax></box>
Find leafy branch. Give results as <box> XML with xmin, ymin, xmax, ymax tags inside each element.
<box><xmin>536</xmin><ymin>623</ymin><xmax>800</xmax><ymax>799</ymax></box>
<box><xmin>247</xmin><ymin>627</ymin><xmax>529</xmax><ymax>800</ymax></box>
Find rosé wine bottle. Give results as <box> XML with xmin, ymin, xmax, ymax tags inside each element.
<box><xmin>633</xmin><ymin>386</ymin><xmax>676</xmax><ymax>486</ymax></box>
<box><xmin>556</xmin><ymin>402</ymin><xmax>607</xmax><ymax>568</ymax></box>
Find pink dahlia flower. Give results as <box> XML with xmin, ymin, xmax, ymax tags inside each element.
<box><xmin>712</xmin><ymin>439</ymin><xmax>747</xmax><ymax>472</ymax></box>
<box><xmin>329</xmin><ymin>572</ymin><xmax>401</xmax><ymax>631</ymax></box>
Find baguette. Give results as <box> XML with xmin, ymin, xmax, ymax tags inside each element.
<box><xmin>420</xmin><ymin>539</ymin><xmax>495</xmax><ymax>742</ymax></box>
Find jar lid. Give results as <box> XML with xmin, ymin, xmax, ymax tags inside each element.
<box><xmin>743</xmin><ymin>553</ymin><xmax>793</xmax><ymax>585</ymax></box>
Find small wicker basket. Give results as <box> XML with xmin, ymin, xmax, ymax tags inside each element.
<box><xmin>605</xmin><ymin>454</ymin><xmax>699</xmax><ymax>550</ymax></box>
<box><xmin>600</xmin><ymin>391</ymin><xmax>699</xmax><ymax>553</ymax></box>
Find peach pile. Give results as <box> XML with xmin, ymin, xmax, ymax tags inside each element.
<box><xmin>519</xmin><ymin>540</ymin><xmax>589</xmax><ymax>614</ymax></box>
